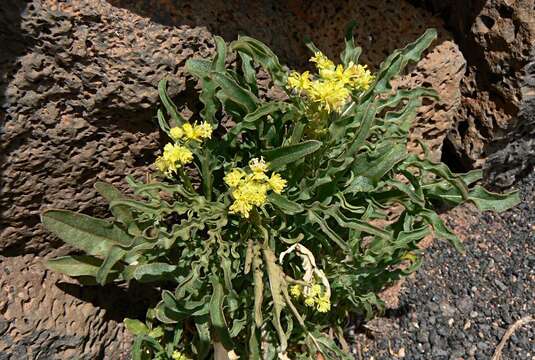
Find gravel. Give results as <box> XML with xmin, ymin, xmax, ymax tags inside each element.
<box><xmin>355</xmin><ymin>168</ymin><xmax>535</xmax><ymax>359</ymax></box>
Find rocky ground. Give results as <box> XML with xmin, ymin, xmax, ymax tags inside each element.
<box><xmin>354</xmin><ymin>169</ymin><xmax>535</xmax><ymax>359</ymax></box>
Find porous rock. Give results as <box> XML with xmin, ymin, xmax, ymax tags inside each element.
<box><xmin>0</xmin><ymin>254</ymin><xmax>135</xmax><ymax>359</ymax></box>
<box><xmin>413</xmin><ymin>0</ymin><xmax>535</xmax><ymax>176</ymax></box>
<box><xmin>0</xmin><ymin>0</ymin><xmax>215</xmax><ymax>256</ymax></box>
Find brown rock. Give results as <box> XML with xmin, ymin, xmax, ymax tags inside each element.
<box><xmin>0</xmin><ymin>0</ymin><xmax>215</xmax><ymax>255</ymax></box>
<box><xmin>0</xmin><ymin>254</ymin><xmax>136</xmax><ymax>359</ymax></box>
<box><xmin>414</xmin><ymin>0</ymin><xmax>535</xmax><ymax>175</ymax></box>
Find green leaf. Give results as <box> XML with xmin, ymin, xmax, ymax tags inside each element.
<box><xmin>96</xmin><ymin>245</ymin><xmax>126</xmax><ymax>285</ymax></box>
<box><xmin>262</xmin><ymin>247</ymin><xmax>288</xmax><ymax>352</ymax></box>
<box><xmin>157</xmin><ymin>108</ymin><xmax>172</xmax><ymax>138</ymax></box>
<box><xmin>230</xmin><ymin>36</ymin><xmax>287</xmax><ymax>87</ymax></box>
<box><xmin>263</xmin><ymin>140</ymin><xmax>322</xmax><ymax>170</ymax></box>
<box><xmin>340</xmin><ymin>21</ymin><xmax>362</xmax><ymax>67</ymax></box>
<box><xmin>212</xmin><ymin>36</ymin><xmax>227</xmax><ymax>72</ymax></box>
<box><xmin>158</xmin><ymin>78</ymin><xmax>184</xmax><ymax>126</ymax></box>
<box><xmin>41</xmin><ymin>210</ymin><xmax>133</xmax><ymax>257</ymax></box>
<box><xmin>353</xmin><ymin>143</ymin><xmax>407</xmax><ymax>183</ymax></box>
<box><xmin>420</xmin><ymin>209</ymin><xmax>464</xmax><ymax>252</ymax></box>
<box><xmin>372</xmin><ymin>28</ymin><xmax>437</xmax><ymax>94</ymax></box>
<box><xmin>209</xmin><ymin>277</ymin><xmax>234</xmax><ymax>350</ymax></box>
<box><xmin>253</xmin><ymin>246</ymin><xmax>264</xmax><ymax>328</ymax></box>
<box><xmin>45</xmin><ymin>255</ymin><xmax>106</xmax><ymax>277</ymax></box>
<box><xmin>468</xmin><ymin>186</ymin><xmax>520</xmax><ymax>212</ymax></box>
<box><xmin>269</xmin><ymin>193</ymin><xmax>304</xmax><ymax>215</ymax></box>
<box><xmin>239</xmin><ymin>51</ymin><xmax>258</xmax><ymax>94</ymax></box>
<box><xmin>194</xmin><ymin>319</ymin><xmax>211</xmax><ymax>359</ymax></box>
<box><xmin>308</xmin><ymin>331</ymin><xmax>354</xmax><ymax>360</ymax></box>
<box><xmin>124</xmin><ymin>318</ymin><xmax>149</xmax><ymax>336</ymax></box>
<box><xmin>185</xmin><ymin>58</ymin><xmax>212</xmax><ymax>79</ymax></box>
<box><xmin>133</xmin><ymin>263</ymin><xmax>177</xmax><ymax>282</ymax></box>
<box><xmin>211</xmin><ymin>71</ymin><xmax>258</xmax><ymax>113</ymax></box>
<box><xmin>94</xmin><ymin>182</ymin><xmax>140</xmax><ymax>234</ymax></box>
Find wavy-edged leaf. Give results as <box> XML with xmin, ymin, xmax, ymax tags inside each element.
<box><xmin>340</xmin><ymin>20</ymin><xmax>362</xmax><ymax>67</ymax></box>
<box><xmin>42</xmin><ymin>210</ymin><xmax>133</xmax><ymax>257</ymax></box>
<box><xmin>194</xmin><ymin>319</ymin><xmax>211</xmax><ymax>359</ymax></box>
<box><xmin>253</xmin><ymin>245</ymin><xmax>264</xmax><ymax>328</ymax></box>
<box><xmin>239</xmin><ymin>51</ymin><xmax>258</xmax><ymax>95</ymax></box>
<box><xmin>372</xmin><ymin>28</ymin><xmax>437</xmax><ymax>94</ymax></box>
<box><xmin>158</xmin><ymin>78</ymin><xmax>184</xmax><ymax>126</ymax></box>
<box><xmin>230</xmin><ymin>36</ymin><xmax>287</xmax><ymax>87</ymax></box>
<box><xmin>211</xmin><ymin>71</ymin><xmax>258</xmax><ymax>113</ymax></box>
<box><xmin>353</xmin><ymin>143</ymin><xmax>407</xmax><ymax>184</ymax></box>
<box><xmin>263</xmin><ymin>140</ymin><xmax>322</xmax><ymax>170</ymax></box>
<box><xmin>209</xmin><ymin>277</ymin><xmax>234</xmax><ymax>350</ymax></box>
<box><xmin>262</xmin><ymin>247</ymin><xmax>288</xmax><ymax>352</ymax></box>
<box><xmin>185</xmin><ymin>58</ymin><xmax>212</xmax><ymax>79</ymax></box>
<box><xmin>420</xmin><ymin>209</ymin><xmax>464</xmax><ymax>252</ymax></box>
<box><xmin>133</xmin><ymin>263</ymin><xmax>177</xmax><ymax>282</ymax></box>
<box><xmin>269</xmin><ymin>193</ymin><xmax>304</xmax><ymax>215</ymax></box>
<box><xmin>124</xmin><ymin>318</ymin><xmax>149</xmax><ymax>336</ymax></box>
<box><xmin>96</xmin><ymin>245</ymin><xmax>126</xmax><ymax>285</ymax></box>
<box><xmin>95</xmin><ymin>181</ymin><xmax>140</xmax><ymax>234</ymax></box>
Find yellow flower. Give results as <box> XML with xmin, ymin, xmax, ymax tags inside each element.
<box><xmin>347</xmin><ymin>64</ymin><xmax>375</xmax><ymax>91</ymax></box>
<box><xmin>310</xmin><ymin>52</ymin><xmax>334</xmax><ymax>71</ymax></box>
<box><xmin>197</xmin><ymin>121</ymin><xmax>213</xmax><ymax>139</ymax></box>
<box><xmin>172</xmin><ymin>351</ymin><xmax>190</xmax><ymax>360</ymax></box>
<box><xmin>288</xmin><ymin>71</ymin><xmax>312</xmax><ymax>91</ymax></box>
<box><xmin>316</xmin><ymin>295</ymin><xmax>331</xmax><ymax>313</ymax></box>
<box><xmin>290</xmin><ymin>285</ymin><xmax>302</xmax><ymax>299</ymax></box>
<box><xmin>234</xmin><ymin>181</ymin><xmax>268</xmax><ymax>207</ymax></box>
<box><xmin>268</xmin><ymin>173</ymin><xmax>287</xmax><ymax>194</ymax></box>
<box><xmin>182</xmin><ymin>123</ymin><xmax>197</xmax><ymax>141</ymax></box>
<box><xmin>163</xmin><ymin>143</ymin><xmax>193</xmax><ymax>165</ymax></box>
<box><xmin>304</xmin><ymin>296</ymin><xmax>316</xmax><ymax>307</ymax></box>
<box><xmin>225</xmin><ymin>158</ymin><xmax>287</xmax><ymax>219</ymax></box>
<box><xmin>155</xmin><ymin>143</ymin><xmax>193</xmax><ymax>175</ymax></box>
<box><xmin>224</xmin><ymin>168</ymin><xmax>245</xmax><ymax>187</ymax></box>
<box><xmin>308</xmin><ymin>79</ymin><xmax>350</xmax><ymax>113</ymax></box>
<box><xmin>308</xmin><ymin>284</ymin><xmax>322</xmax><ymax>298</ymax></box>
<box><xmin>154</xmin><ymin>156</ymin><xmax>169</xmax><ymax>173</ymax></box>
<box><xmin>170</xmin><ymin>126</ymin><xmax>184</xmax><ymax>141</ymax></box>
<box><xmin>229</xmin><ymin>199</ymin><xmax>253</xmax><ymax>218</ymax></box>
<box><xmin>249</xmin><ymin>157</ymin><xmax>269</xmax><ymax>174</ymax></box>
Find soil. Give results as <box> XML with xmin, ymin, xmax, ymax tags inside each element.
<box><xmin>352</xmin><ymin>168</ymin><xmax>535</xmax><ymax>360</ymax></box>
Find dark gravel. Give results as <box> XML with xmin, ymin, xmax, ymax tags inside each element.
<box><xmin>356</xmin><ymin>168</ymin><xmax>535</xmax><ymax>360</ymax></box>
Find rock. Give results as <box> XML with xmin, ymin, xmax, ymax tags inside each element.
<box><xmin>0</xmin><ymin>254</ymin><xmax>152</xmax><ymax>359</ymax></box>
<box><xmin>413</xmin><ymin>0</ymin><xmax>535</xmax><ymax>177</ymax></box>
<box><xmin>0</xmin><ymin>0</ymin><xmax>215</xmax><ymax>256</ymax></box>
<box><xmin>456</xmin><ymin>295</ymin><xmax>474</xmax><ymax>314</ymax></box>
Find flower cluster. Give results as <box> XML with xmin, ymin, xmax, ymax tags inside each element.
<box><xmin>287</xmin><ymin>52</ymin><xmax>374</xmax><ymax>113</ymax></box>
<box><xmin>224</xmin><ymin>158</ymin><xmax>287</xmax><ymax>218</ymax></box>
<box><xmin>171</xmin><ymin>351</ymin><xmax>190</xmax><ymax>360</ymax></box>
<box><xmin>290</xmin><ymin>282</ymin><xmax>331</xmax><ymax>313</ymax></box>
<box><xmin>154</xmin><ymin>121</ymin><xmax>213</xmax><ymax>176</ymax></box>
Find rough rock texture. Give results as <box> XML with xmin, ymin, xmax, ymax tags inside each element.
<box><xmin>0</xmin><ymin>0</ymin><xmax>215</xmax><ymax>256</ymax></box>
<box><xmin>413</xmin><ymin>0</ymin><xmax>535</xmax><ymax>177</ymax></box>
<box><xmin>485</xmin><ymin>52</ymin><xmax>535</xmax><ymax>188</ymax></box>
<box><xmin>0</xmin><ymin>254</ymin><xmax>139</xmax><ymax>360</ymax></box>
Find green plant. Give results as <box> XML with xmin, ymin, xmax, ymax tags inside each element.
<box><xmin>42</xmin><ymin>24</ymin><xmax>519</xmax><ymax>359</ymax></box>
